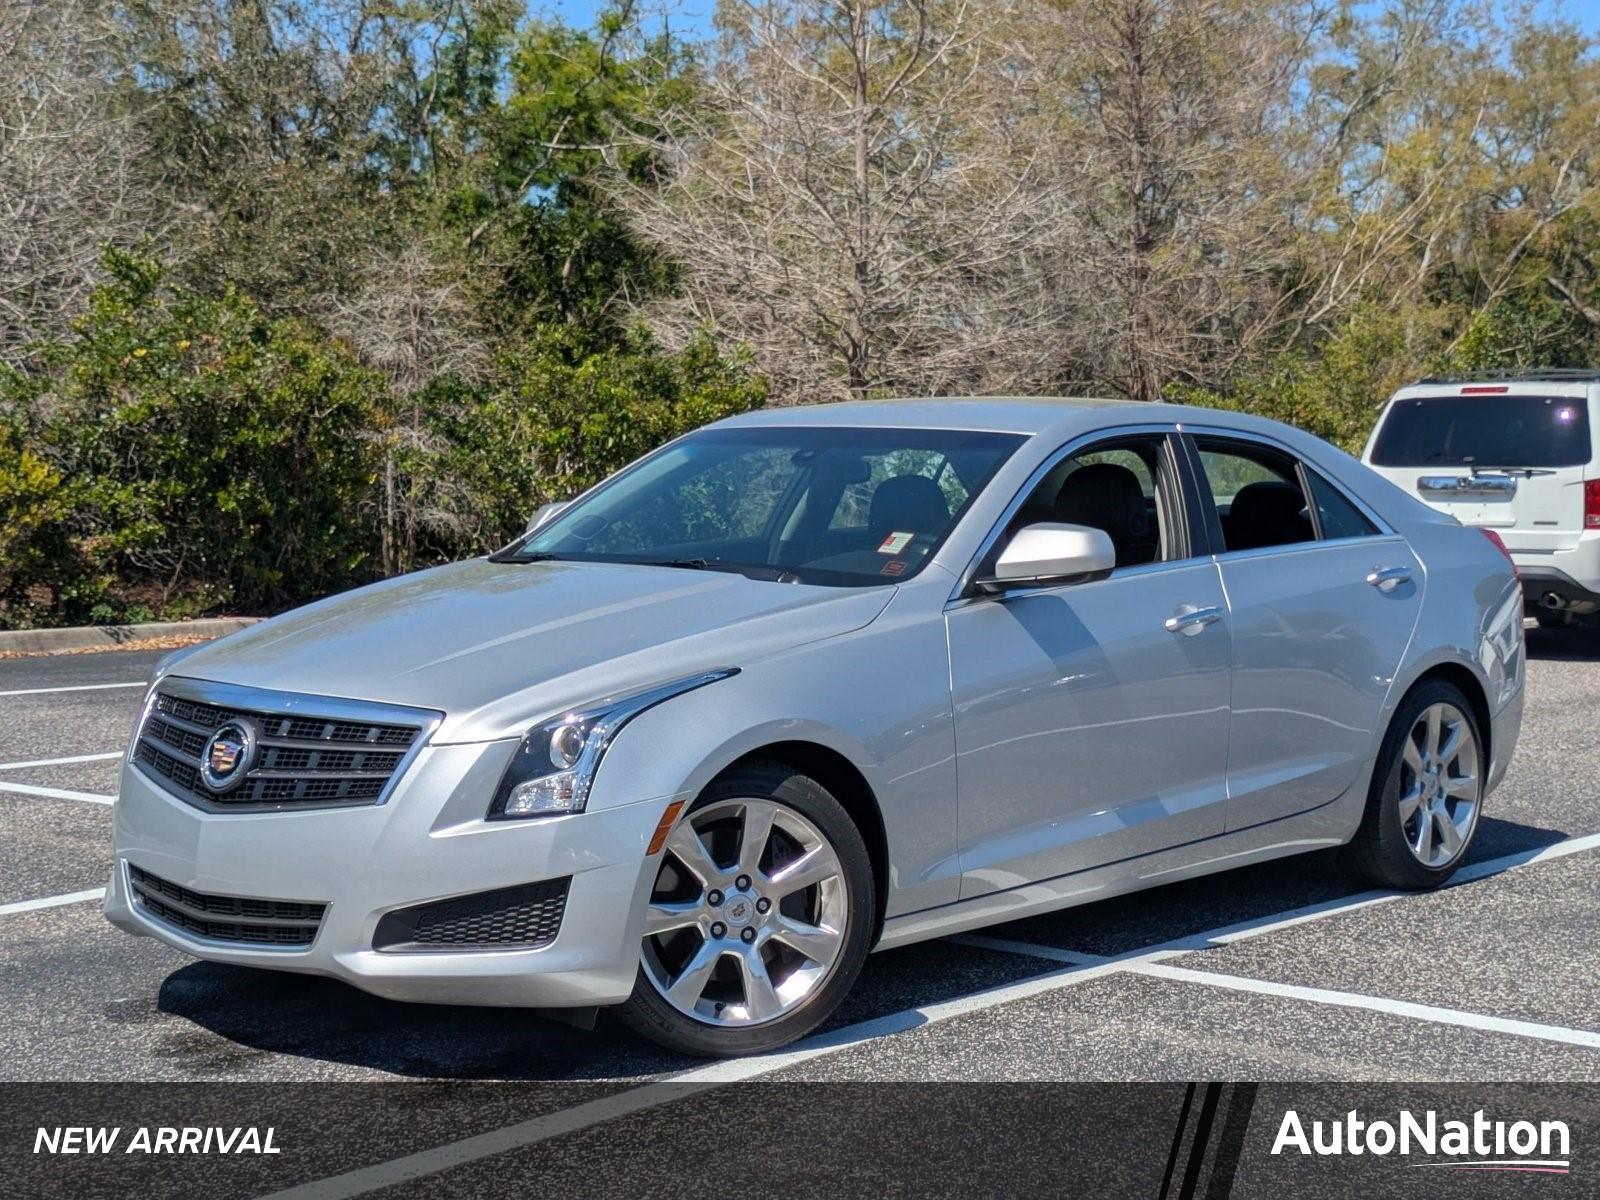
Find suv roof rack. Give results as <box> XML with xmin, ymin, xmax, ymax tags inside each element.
<box><xmin>1413</xmin><ymin>368</ymin><xmax>1600</xmax><ymax>385</ymax></box>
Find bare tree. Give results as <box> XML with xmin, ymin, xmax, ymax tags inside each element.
<box><xmin>1016</xmin><ymin>0</ymin><xmax>1305</xmax><ymax>400</ymax></box>
<box><xmin>611</xmin><ymin>0</ymin><xmax>1063</xmax><ymax>405</ymax></box>
<box><xmin>0</xmin><ymin>0</ymin><xmax>162</xmax><ymax>366</ymax></box>
<box><xmin>326</xmin><ymin>243</ymin><xmax>487</xmax><ymax>575</ymax></box>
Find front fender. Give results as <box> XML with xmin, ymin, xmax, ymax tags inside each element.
<box><xmin>588</xmin><ymin>585</ymin><xmax>960</xmax><ymax>919</ymax></box>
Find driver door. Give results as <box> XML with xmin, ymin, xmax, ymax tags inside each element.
<box><xmin>945</xmin><ymin>431</ymin><xmax>1233</xmax><ymax>897</ymax></box>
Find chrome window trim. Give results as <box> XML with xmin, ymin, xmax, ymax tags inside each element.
<box><xmin>1180</xmin><ymin>423</ymin><xmax>1397</xmax><ymax>558</ymax></box>
<box><xmin>135</xmin><ymin>676</ymin><xmax>444</xmax><ymax>814</ymax></box>
<box><xmin>1186</xmin><ymin>531</ymin><xmax>1411</xmax><ymax>568</ymax></box>
<box><xmin>947</xmin><ymin>421</ymin><xmax>1183</xmax><ymax>603</ymax></box>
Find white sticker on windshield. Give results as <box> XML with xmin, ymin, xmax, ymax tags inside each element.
<box><xmin>878</xmin><ymin>531</ymin><xmax>914</xmax><ymax>555</ymax></box>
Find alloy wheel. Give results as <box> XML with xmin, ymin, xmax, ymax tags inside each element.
<box><xmin>1398</xmin><ymin>701</ymin><xmax>1480</xmax><ymax>869</ymax></box>
<box><xmin>640</xmin><ymin>797</ymin><xmax>849</xmax><ymax>1027</ymax></box>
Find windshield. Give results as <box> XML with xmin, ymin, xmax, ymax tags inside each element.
<box><xmin>502</xmin><ymin>426</ymin><xmax>1024</xmax><ymax>586</ymax></box>
<box><xmin>1371</xmin><ymin>395</ymin><xmax>1592</xmax><ymax>468</ymax></box>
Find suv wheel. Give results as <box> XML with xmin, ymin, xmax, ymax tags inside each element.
<box><xmin>618</xmin><ymin>761</ymin><xmax>874</xmax><ymax>1057</ymax></box>
<box><xmin>1348</xmin><ymin>681</ymin><xmax>1483</xmax><ymax>889</ymax></box>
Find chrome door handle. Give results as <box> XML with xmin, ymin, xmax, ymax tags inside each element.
<box><xmin>1165</xmin><ymin>605</ymin><xmax>1224</xmax><ymax>635</ymax></box>
<box><xmin>1366</xmin><ymin>566</ymin><xmax>1412</xmax><ymax>593</ymax></box>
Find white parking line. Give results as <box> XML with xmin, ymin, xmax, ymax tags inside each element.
<box><xmin>1129</xmin><ymin>963</ymin><xmax>1600</xmax><ymax>1050</ymax></box>
<box><xmin>1158</xmin><ymin>830</ymin><xmax>1600</xmax><ymax>954</ymax></box>
<box><xmin>0</xmin><ymin>681</ymin><xmax>145</xmax><ymax>697</ymax></box>
<box><xmin>255</xmin><ymin>959</ymin><xmax>1137</xmax><ymax>1200</ymax></box>
<box><xmin>249</xmin><ymin>829</ymin><xmax>1600</xmax><ymax>1200</ymax></box>
<box><xmin>0</xmin><ymin>751</ymin><xmax>124</xmax><ymax>771</ymax></box>
<box><xmin>256</xmin><ymin>1084</ymin><xmax>719</xmax><ymax>1200</ymax></box>
<box><xmin>0</xmin><ymin>781</ymin><xmax>114</xmax><ymax>805</ymax></box>
<box><xmin>0</xmin><ymin>887</ymin><xmax>104</xmax><ymax>916</ymax></box>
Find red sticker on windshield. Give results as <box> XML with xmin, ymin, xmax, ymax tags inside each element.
<box><xmin>881</xmin><ymin>560</ymin><xmax>907</xmax><ymax>576</ymax></box>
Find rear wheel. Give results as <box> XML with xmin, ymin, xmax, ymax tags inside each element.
<box><xmin>1347</xmin><ymin>681</ymin><xmax>1483</xmax><ymax>889</ymax></box>
<box><xmin>617</xmin><ymin>761</ymin><xmax>874</xmax><ymax>1057</ymax></box>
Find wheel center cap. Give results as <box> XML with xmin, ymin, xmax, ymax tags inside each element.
<box><xmin>724</xmin><ymin>895</ymin><xmax>755</xmax><ymax>927</ymax></box>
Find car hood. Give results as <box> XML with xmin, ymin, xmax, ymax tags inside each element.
<box><xmin>166</xmin><ymin>559</ymin><xmax>894</xmax><ymax>742</ymax></box>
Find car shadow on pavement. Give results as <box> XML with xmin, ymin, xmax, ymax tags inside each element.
<box><xmin>154</xmin><ymin>963</ymin><xmax>696</xmax><ymax>1081</ymax></box>
<box><xmin>1525</xmin><ymin>623</ymin><xmax>1600</xmax><ymax>661</ymax></box>
<box><xmin>153</xmin><ymin>925</ymin><xmax>1048</xmax><ymax>1081</ymax></box>
<box><xmin>985</xmin><ymin>815</ymin><xmax>1567</xmax><ymax>960</ymax></box>
<box><xmin>156</xmin><ymin>818</ymin><xmax>1567</xmax><ymax>1080</ymax></box>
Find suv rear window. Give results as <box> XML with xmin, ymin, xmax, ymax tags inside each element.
<box><xmin>1371</xmin><ymin>395</ymin><xmax>1592</xmax><ymax>468</ymax></box>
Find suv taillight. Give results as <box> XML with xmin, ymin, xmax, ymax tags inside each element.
<box><xmin>1479</xmin><ymin>528</ymin><xmax>1517</xmax><ymax>578</ymax></box>
<box><xmin>1586</xmin><ymin>479</ymin><xmax>1600</xmax><ymax>529</ymax></box>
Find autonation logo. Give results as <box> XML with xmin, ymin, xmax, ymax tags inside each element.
<box><xmin>1272</xmin><ymin>1108</ymin><xmax>1571</xmax><ymax>1174</ymax></box>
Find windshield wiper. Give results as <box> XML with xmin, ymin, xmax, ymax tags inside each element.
<box><xmin>635</xmin><ymin>558</ymin><xmax>801</xmax><ymax>583</ymax></box>
<box><xmin>1467</xmin><ymin>465</ymin><xmax>1557</xmax><ymax>478</ymax></box>
<box><xmin>490</xmin><ymin>550</ymin><xmax>564</xmax><ymax>563</ymax></box>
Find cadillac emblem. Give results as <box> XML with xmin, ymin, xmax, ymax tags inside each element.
<box><xmin>200</xmin><ymin>718</ymin><xmax>258</xmax><ymax>793</ymax></box>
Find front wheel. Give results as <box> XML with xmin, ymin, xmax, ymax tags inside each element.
<box><xmin>1347</xmin><ymin>681</ymin><xmax>1484</xmax><ymax>890</ymax></box>
<box><xmin>617</xmin><ymin>761</ymin><xmax>875</xmax><ymax>1057</ymax></box>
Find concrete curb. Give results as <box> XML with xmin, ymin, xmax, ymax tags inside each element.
<box><xmin>0</xmin><ymin>617</ymin><xmax>261</xmax><ymax>656</ymax></box>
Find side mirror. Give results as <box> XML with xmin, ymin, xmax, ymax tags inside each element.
<box><xmin>978</xmin><ymin>523</ymin><xmax>1115</xmax><ymax>591</ymax></box>
<box><xmin>525</xmin><ymin>501</ymin><xmax>568</xmax><ymax>534</ymax></box>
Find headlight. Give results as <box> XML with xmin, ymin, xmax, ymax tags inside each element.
<box><xmin>487</xmin><ymin>669</ymin><xmax>738</xmax><ymax>820</ymax></box>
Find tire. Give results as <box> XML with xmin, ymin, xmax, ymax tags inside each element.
<box><xmin>1347</xmin><ymin>680</ymin><xmax>1484</xmax><ymax>890</ymax></box>
<box><xmin>617</xmin><ymin>760</ymin><xmax>875</xmax><ymax>1057</ymax></box>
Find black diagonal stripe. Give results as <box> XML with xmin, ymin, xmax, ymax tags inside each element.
<box><xmin>1204</xmin><ymin>1083</ymin><xmax>1259</xmax><ymax>1199</ymax></box>
<box><xmin>1178</xmin><ymin>1083</ymin><xmax>1225</xmax><ymax>1199</ymax></box>
<box><xmin>1159</xmin><ymin>1083</ymin><xmax>1198</xmax><ymax>1200</ymax></box>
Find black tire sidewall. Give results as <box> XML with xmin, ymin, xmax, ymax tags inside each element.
<box><xmin>617</xmin><ymin>760</ymin><xmax>875</xmax><ymax>1058</ymax></box>
<box><xmin>1355</xmin><ymin>680</ymin><xmax>1483</xmax><ymax>890</ymax></box>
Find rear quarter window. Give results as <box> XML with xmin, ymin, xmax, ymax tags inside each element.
<box><xmin>1371</xmin><ymin>395</ymin><xmax>1592</xmax><ymax>468</ymax></box>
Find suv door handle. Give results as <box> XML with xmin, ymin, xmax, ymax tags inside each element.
<box><xmin>1366</xmin><ymin>566</ymin><xmax>1412</xmax><ymax>593</ymax></box>
<box><xmin>1165</xmin><ymin>605</ymin><xmax>1224</xmax><ymax>635</ymax></box>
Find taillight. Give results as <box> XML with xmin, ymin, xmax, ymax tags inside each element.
<box><xmin>1585</xmin><ymin>479</ymin><xmax>1600</xmax><ymax>529</ymax></box>
<box><xmin>1479</xmin><ymin>528</ymin><xmax>1517</xmax><ymax>578</ymax></box>
<box><xmin>1461</xmin><ymin>385</ymin><xmax>1509</xmax><ymax>394</ymax></box>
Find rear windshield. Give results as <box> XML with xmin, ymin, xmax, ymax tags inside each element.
<box><xmin>1371</xmin><ymin>394</ymin><xmax>1592</xmax><ymax>468</ymax></box>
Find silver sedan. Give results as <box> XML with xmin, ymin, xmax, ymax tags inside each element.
<box><xmin>106</xmin><ymin>398</ymin><xmax>1525</xmax><ymax>1057</ymax></box>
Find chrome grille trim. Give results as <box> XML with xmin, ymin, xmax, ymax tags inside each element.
<box><xmin>128</xmin><ymin>864</ymin><xmax>326</xmax><ymax>949</ymax></box>
<box><xmin>132</xmin><ymin>676</ymin><xmax>443</xmax><ymax>814</ymax></box>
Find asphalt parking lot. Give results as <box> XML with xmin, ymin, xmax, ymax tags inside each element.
<box><xmin>3</xmin><ymin>631</ymin><xmax>1598</xmax><ymax>1093</ymax></box>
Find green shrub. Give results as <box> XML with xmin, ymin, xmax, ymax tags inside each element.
<box><xmin>0</xmin><ymin>251</ymin><xmax>387</xmax><ymax>628</ymax></box>
<box><xmin>412</xmin><ymin>324</ymin><xmax>767</xmax><ymax>555</ymax></box>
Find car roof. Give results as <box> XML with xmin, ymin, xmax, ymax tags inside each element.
<box><xmin>716</xmin><ymin>395</ymin><xmax>1221</xmax><ymax>438</ymax></box>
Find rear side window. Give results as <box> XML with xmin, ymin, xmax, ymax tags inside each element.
<box><xmin>1306</xmin><ymin>471</ymin><xmax>1378</xmax><ymax>540</ymax></box>
<box><xmin>1371</xmin><ymin>395</ymin><xmax>1592</xmax><ymax>468</ymax></box>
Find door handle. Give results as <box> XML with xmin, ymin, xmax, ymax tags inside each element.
<box><xmin>1366</xmin><ymin>566</ymin><xmax>1412</xmax><ymax>593</ymax></box>
<box><xmin>1165</xmin><ymin>605</ymin><xmax>1224</xmax><ymax>635</ymax></box>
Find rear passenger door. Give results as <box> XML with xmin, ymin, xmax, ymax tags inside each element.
<box><xmin>1183</xmin><ymin>431</ymin><xmax>1424</xmax><ymax>831</ymax></box>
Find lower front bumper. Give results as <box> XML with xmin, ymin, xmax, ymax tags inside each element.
<box><xmin>105</xmin><ymin>744</ymin><xmax>677</xmax><ymax>1009</ymax></box>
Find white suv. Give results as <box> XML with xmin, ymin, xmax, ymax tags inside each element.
<box><xmin>1364</xmin><ymin>369</ymin><xmax>1600</xmax><ymax>628</ymax></box>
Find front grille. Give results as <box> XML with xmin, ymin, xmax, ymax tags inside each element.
<box><xmin>133</xmin><ymin>685</ymin><xmax>431</xmax><ymax>813</ymax></box>
<box><xmin>129</xmin><ymin>865</ymin><xmax>326</xmax><ymax>947</ymax></box>
<box><xmin>372</xmin><ymin>879</ymin><xmax>571</xmax><ymax>953</ymax></box>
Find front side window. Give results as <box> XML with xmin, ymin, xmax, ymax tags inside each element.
<box><xmin>1007</xmin><ymin>435</ymin><xmax>1172</xmax><ymax>568</ymax></box>
<box><xmin>506</xmin><ymin>426</ymin><xmax>1023</xmax><ymax>586</ymax></box>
